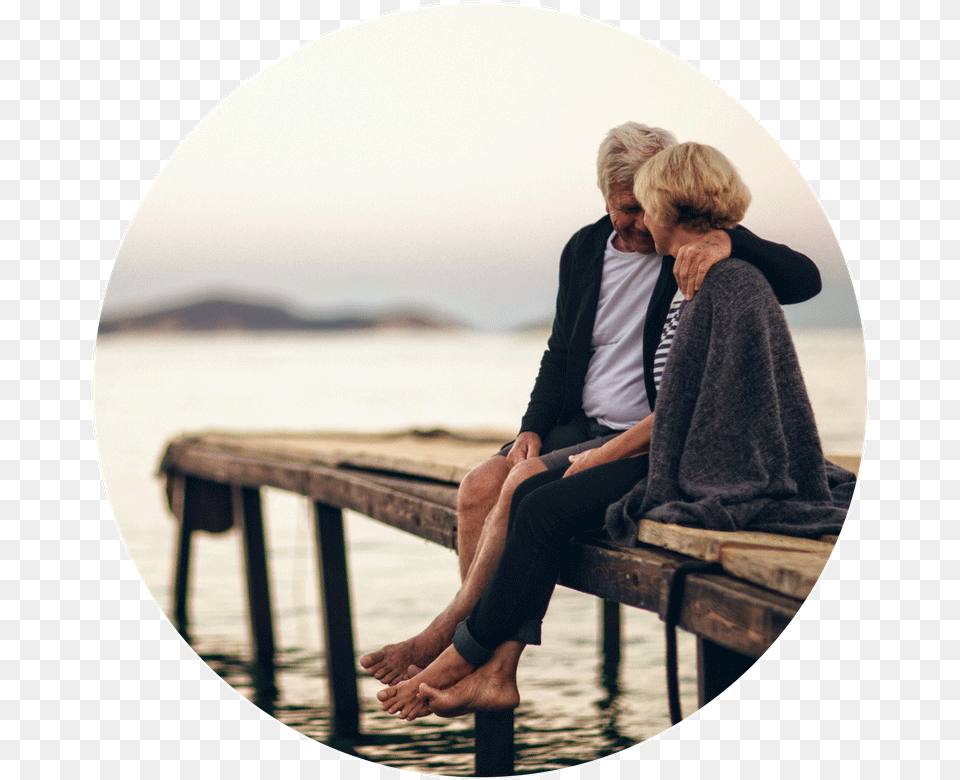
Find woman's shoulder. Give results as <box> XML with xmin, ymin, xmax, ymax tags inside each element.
<box><xmin>694</xmin><ymin>258</ymin><xmax>782</xmax><ymax>324</ymax></box>
<box><xmin>703</xmin><ymin>257</ymin><xmax>773</xmax><ymax>295</ymax></box>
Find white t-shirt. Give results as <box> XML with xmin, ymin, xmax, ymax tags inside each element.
<box><xmin>581</xmin><ymin>232</ymin><xmax>662</xmax><ymax>430</ymax></box>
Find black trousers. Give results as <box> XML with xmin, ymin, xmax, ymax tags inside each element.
<box><xmin>462</xmin><ymin>455</ymin><xmax>649</xmax><ymax>656</ymax></box>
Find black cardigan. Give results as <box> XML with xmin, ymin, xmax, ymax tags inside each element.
<box><xmin>518</xmin><ymin>215</ymin><xmax>822</xmax><ymax>439</ymax></box>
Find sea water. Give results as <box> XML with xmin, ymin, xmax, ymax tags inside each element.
<box><xmin>94</xmin><ymin>328</ymin><xmax>866</xmax><ymax>774</ymax></box>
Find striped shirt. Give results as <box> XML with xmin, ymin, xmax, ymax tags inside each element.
<box><xmin>652</xmin><ymin>290</ymin><xmax>685</xmax><ymax>391</ymax></box>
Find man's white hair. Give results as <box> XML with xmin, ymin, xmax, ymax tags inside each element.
<box><xmin>596</xmin><ymin>122</ymin><xmax>678</xmax><ymax>200</ymax></box>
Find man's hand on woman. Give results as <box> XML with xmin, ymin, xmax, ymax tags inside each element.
<box><xmin>673</xmin><ymin>230</ymin><xmax>732</xmax><ymax>299</ymax></box>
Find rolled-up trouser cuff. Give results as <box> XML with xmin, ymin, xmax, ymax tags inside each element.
<box><xmin>453</xmin><ymin>621</ymin><xmax>495</xmax><ymax>667</ymax></box>
<box><xmin>453</xmin><ymin>619</ymin><xmax>543</xmax><ymax>668</ymax></box>
<box><xmin>508</xmin><ymin>618</ymin><xmax>542</xmax><ymax>646</ymax></box>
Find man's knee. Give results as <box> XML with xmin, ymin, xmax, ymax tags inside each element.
<box><xmin>503</xmin><ymin>457</ymin><xmax>547</xmax><ymax>495</ymax></box>
<box><xmin>457</xmin><ymin>455</ymin><xmax>510</xmax><ymax>514</ymax></box>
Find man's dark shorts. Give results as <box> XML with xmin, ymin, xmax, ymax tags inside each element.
<box><xmin>497</xmin><ymin>411</ymin><xmax>622</xmax><ymax>471</ymax></box>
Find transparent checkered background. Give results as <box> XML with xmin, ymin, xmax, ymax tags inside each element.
<box><xmin>6</xmin><ymin>0</ymin><xmax>955</xmax><ymax>777</ymax></box>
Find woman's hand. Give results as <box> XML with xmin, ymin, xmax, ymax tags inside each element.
<box><xmin>564</xmin><ymin>447</ymin><xmax>614</xmax><ymax>477</ymax></box>
<box><xmin>563</xmin><ymin>418</ymin><xmax>654</xmax><ymax>478</ymax></box>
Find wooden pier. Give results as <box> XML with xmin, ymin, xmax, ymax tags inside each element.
<box><xmin>158</xmin><ymin>429</ymin><xmax>858</xmax><ymax>776</ymax></box>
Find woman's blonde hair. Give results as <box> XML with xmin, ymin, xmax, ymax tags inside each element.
<box><xmin>634</xmin><ymin>142</ymin><xmax>751</xmax><ymax>231</ymax></box>
<box><xmin>596</xmin><ymin>122</ymin><xmax>678</xmax><ymax>199</ymax></box>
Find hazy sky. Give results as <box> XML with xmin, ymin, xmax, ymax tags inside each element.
<box><xmin>105</xmin><ymin>5</ymin><xmax>858</xmax><ymax>330</ymax></box>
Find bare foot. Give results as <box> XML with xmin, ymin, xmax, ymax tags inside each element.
<box><xmin>376</xmin><ymin>646</ymin><xmax>476</xmax><ymax>721</ymax></box>
<box><xmin>376</xmin><ymin>676</ymin><xmax>432</xmax><ymax>721</ymax></box>
<box><xmin>359</xmin><ymin>628</ymin><xmax>448</xmax><ymax>685</ymax></box>
<box><xmin>418</xmin><ymin>663</ymin><xmax>520</xmax><ymax>718</ymax></box>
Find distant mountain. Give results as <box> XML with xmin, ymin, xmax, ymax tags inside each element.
<box><xmin>97</xmin><ymin>297</ymin><xmax>470</xmax><ymax>335</ymax></box>
<box><xmin>97</xmin><ymin>279</ymin><xmax>863</xmax><ymax>337</ymax></box>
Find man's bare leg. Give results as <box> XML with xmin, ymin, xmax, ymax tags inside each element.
<box><xmin>419</xmin><ymin>641</ymin><xmax>524</xmax><ymax>718</ymax></box>
<box><xmin>359</xmin><ymin>457</ymin><xmax>547</xmax><ymax>684</ymax></box>
<box><xmin>455</xmin><ymin>455</ymin><xmax>510</xmax><ymax>580</ymax></box>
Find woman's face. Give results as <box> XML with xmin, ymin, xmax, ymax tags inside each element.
<box><xmin>640</xmin><ymin>210</ymin><xmax>676</xmax><ymax>257</ymax></box>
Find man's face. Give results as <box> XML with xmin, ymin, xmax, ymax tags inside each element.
<box><xmin>605</xmin><ymin>182</ymin><xmax>656</xmax><ymax>254</ymax></box>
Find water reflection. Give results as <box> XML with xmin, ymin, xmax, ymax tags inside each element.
<box><xmin>192</xmin><ymin>633</ymin><xmax>656</xmax><ymax>776</ymax></box>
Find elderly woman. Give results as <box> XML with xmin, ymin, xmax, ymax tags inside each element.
<box><xmin>377</xmin><ymin>143</ymin><xmax>856</xmax><ymax>720</ymax></box>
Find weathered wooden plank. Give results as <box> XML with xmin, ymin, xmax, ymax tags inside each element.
<box><xmin>165</xmin><ymin>443</ymin><xmax>308</xmax><ymax>493</ymax></box>
<box><xmin>161</xmin><ymin>429</ymin><xmax>510</xmax><ymax>485</ymax></box>
<box><xmin>559</xmin><ymin>540</ymin><xmax>800</xmax><ymax>659</ymax></box>
<box><xmin>637</xmin><ymin>520</ymin><xmax>833</xmax><ymax>561</ymax></box>
<box><xmin>161</xmin><ymin>443</ymin><xmax>459</xmax><ymax>549</ymax></box>
<box><xmin>304</xmin><ymin>469</ymin><xmax>458</xmax><ymax>550</ymax></box>
<box><xmin>719</xmin><ymin>546</ymin><xmax>831</xmax><ymax>600</ymax></box>
<box><xmin>162</xmin><ymin>430</ymin><xmax>858</xmax><ymax>486</ymax></box>
<box><xmin>828</xmin><ymin>454</ymin><xmax>861</xmax><ymax>475</ymax></box>
<box><xmin>559</xmin><ymin>539</ymin><xmax>673</xmax><ymax>613</ymax></box>
<box><xmin>636</xmin><ymin>521</ymin><xmax>834</xmax><ymax>601</ymax></box>
<box><xmin>675</xmin><ymin>571</ymin><xmax>798</xmax><ymax>659</ymax></box>
<box><xmin>345</xmin><ymin>471</ymin><xmax>459</xmax><ymax>510</ymax></box>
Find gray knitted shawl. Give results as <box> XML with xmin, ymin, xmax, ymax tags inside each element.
<box><xmin>605</xmin><ymin>259</ymin><xmax>856</xmax><ymax>546</ymax></box>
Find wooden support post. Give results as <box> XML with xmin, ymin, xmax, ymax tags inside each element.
<box><xmin>234</xmin><ymin>485</ymin><xmax>276</xmax><ymax>671</ymax></box>
<box><xmin>696</xmin><ymin>637</ymin><xmax>756</xmax><ymax>709</ymax></box>
<box><xmin>474</xmin><ymin>710</ymin><xmax>514</xmax><ymax>777</ymax></box>
<box><xmin>314</xmin><ymin>501</ymin><xmax>361</xmax><ymax>740</ymax></box>
<box><xmin>171</xmin><ymin>473</ymin><xmax>192</xmax><ymax>641</ymax></box>
<box><xmin>173</xmin><ymin>474</ymin><xmax>235</xmax><ymax>641</ymax></box>
<box><xmin>600</xmin><ymin>599</ymin><xmax>622</xmax><ymax>673</ymax></box>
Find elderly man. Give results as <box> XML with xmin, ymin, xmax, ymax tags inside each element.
<box><xmin>360</xmin><ymin>122</ymin><xmax>821</xmax><ymax>687</ymax></box>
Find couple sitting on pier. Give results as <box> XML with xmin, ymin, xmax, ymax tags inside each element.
<box><xmin>360</xmin><ymin>123</ymin><xmax>857</xmax><ymax>720</ymax></box>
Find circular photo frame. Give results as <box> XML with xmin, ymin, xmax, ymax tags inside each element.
<box><xmin>95</xmin><ymin>6</ymin><xmax>866</xmax><ymax>776</ymax></box>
